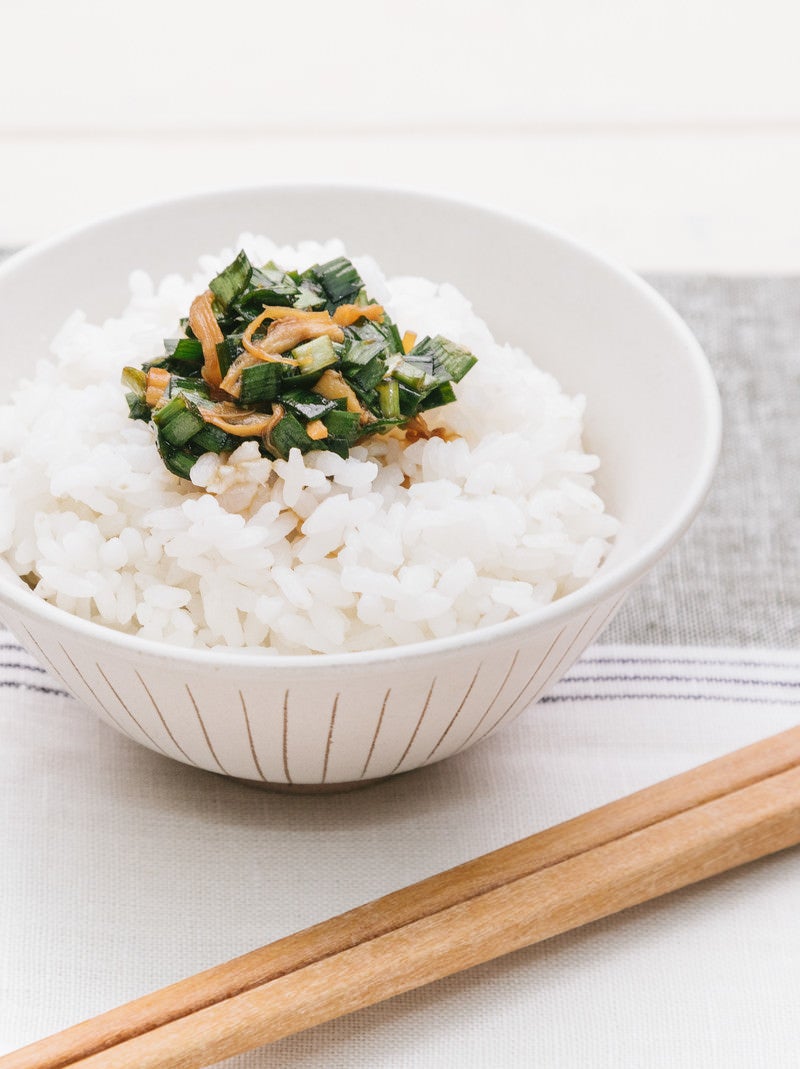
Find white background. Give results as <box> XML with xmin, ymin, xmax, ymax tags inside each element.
<box><xmin>3</xmin><ymin>0</ymin><xmax>800</xmax><ymax>270</ymax></box>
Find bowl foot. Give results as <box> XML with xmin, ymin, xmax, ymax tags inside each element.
<box><xmin>233</xmin><ymin>775</ymin><xmax>390</xmax><ymax>794</ymax></box>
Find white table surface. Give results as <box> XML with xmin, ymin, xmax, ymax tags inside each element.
<box><xmin>2</xmin><ymin>0</ymin><xmax>800</xmax><ymax>271</ymax></box>
<box><xmin>2</xmin><ymin>644</ymin><xmax>799</xmax><ymax>1068</ymax></box>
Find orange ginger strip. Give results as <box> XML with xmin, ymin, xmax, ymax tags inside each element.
<box><xmin>312</xmin><ymin>369</ymin><xmax>363</xmax><ymax>416</ymax></box>
<box><xmin>402</xmin><ymin>331</ymin><xmax>417</xmax><ymax>354</ymax></box>
<box><xmin>305</xmin><ymin>419</ymin><xmax>329</xmax><ymax>440</ymax></box>
<box><xmin>189</xmin><ymin>291</ymin><xmax>225</xmax><ymax>388</ymax></box>
<box><xmin>241</xmin><ymin>307</ymin><xmax>343</xmax><ymax>365</ymax></box>
<box><xmin>332</xmin><ymin>304</ymin><xmax>385</xmax><ymax>327</ymax></box>
<box><xmin>242</xmin><ymin>308</ymin><xmax>299</xmax><ymax>366</ymax></box>
<box><xmin>145</xmin><ymin>367</ymin><xmax>170</xmax><ymax>408</ymax></box>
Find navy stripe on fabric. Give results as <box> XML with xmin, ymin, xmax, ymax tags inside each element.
<box><xmin>542</xmin><ymin>692</ymin><xmax>799</xmax><ymax>707</ymax></box>
<box><xmin>578</xmin><ymin>656</ymin><xmax>800</xmax><ymax>671</ymax></box>
<box><xmin>561</xmin><ymin>674</ymin><xmax>800</xmax><ymax>689</ymax></box>
<box><xmin>0</xmin><ymin>680</ymin><xmax>71</xmax><ymax>698</ymax></box>
<box><xmin>0</xmin><ymin>662</ymin><xmax>46</xmax><ymax>674</ymax></box>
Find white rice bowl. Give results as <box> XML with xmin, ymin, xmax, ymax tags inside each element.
<box><xmin>0</xmin><ymin>236</ymin><xmax>619</xmax><ymax>655</ymax></box>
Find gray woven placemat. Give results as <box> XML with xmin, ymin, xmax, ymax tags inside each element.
<box><xmin>0</xmin><ymin>247</ymin><xmax>796</xmax><ymax>648</ymax></box>
<box><xmin>604</xmin><ymin>276</ymin><xmax>799</xmax><ymax>649</ymax></box>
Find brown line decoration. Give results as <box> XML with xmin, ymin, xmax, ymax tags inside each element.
<box><xmin>454</xmin><ymin>649</ymin><xmax>521</xmax><ymax>755</ymax></box>
<box><xmin>55</xmin><ymin>642</ymin><xmax>139</xmax><ymax>744</ymax></box>
<box><xmin>95</xmin><ymin>663</ymin><xmax>171</xmax><ymax>757</ymax></box>
<box><xmin>239</xmin><ymin>691</ymin><xmax>267</xmax><ymax>782</ymax></box>
<box><xmin>486</xmin><ymin>598</ymin><xmax>620</xmax><ymax>739</ymax></box>
<box><xmin>135</xmin><ymin>670</ymin><xmax>199</xmax><ymax>766</ymax></box>
<box><xmin>321</xmin><ymin>693</ymin><xmax>340</xmax><ymax>784</ymax></box>
<box><xmin>185</xmin><ymin>684</ymin><xmax>230</xmax><ymax>775</ymax></box>
<box><xmin>390</xmin><ymin>676</ymin><xmax>437</xmax><ymax>775</ymax></box>
<box><xmin>425</xmin><ymin>662</ymin><xmax>483</xmax><ymax>762</ymax></box>
<box><xmin>360</xmin><ymin>688</ymin><xmax>392</xmax><ymax>780</ymax></box>
<box><xmin>472</xmin><ymin>625</ymin><xmax>568</xmax><ymax>746</ymax></box>
<box><xmin>282</xmin><ymin>689</ymin><xmax>293</xmax><ymax>785</ymax></box>
<box><xmin>527</xmin><ymin>596</ymin><xmax>624</xmax><ymax>710</ymax></box>
<box><xmin>19</xmin><ymin>625</ymin><xmax>63</xmax><ymax>681</ymax></box>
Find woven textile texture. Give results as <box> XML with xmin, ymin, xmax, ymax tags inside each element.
<box><xmin>603</xmin><ymin>275</ymin><xmax>799</xmax><ymax>648</ymax></box>
<box><xmin>1</xmin><ymin>642</ymin><xmax>799</xmax><ymax>1068</ymax></box>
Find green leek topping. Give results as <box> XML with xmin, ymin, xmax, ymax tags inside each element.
<box><xmin>377</xmin><ymin>378</ymin><xmax>400</xmax><ymax>420</ymax></box>
<box><xmin>239</xmin><ymin>363</ymin><xmax>282</xmax><ymax>406</ymax></box>
<box><xmin>123</xmin><ymin>251</ymin><xmax>477</xmax><ymax>481</ymax></box>
<box><xmin>292</xmin><ymin>335</ymin><xmax>338</xmax><ymax>374</ymax></box>
<box><xmin>209</xmin><ymin>250</ymin><xmax>252</xmax><ymax>310</ymax></box>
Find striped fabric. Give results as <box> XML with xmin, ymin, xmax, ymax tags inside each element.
<box><xmin>1</xmin><ymin>634</ymin><xmax>798</xmax><ymax>1066</ymax></box>
<box><xmin>545</xmin><ymin>647</ymin><xmax>800</xmax><ymax>708</ymax></box>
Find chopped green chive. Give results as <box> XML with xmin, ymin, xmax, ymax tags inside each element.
<box><xmin>390</xmin><ymin>358</ymin><xmax>428</xmax><ymax>391</ymax></box>
<box><xmin>121</xmin><ymin>366</ymin><xmax>146</xmax><ymax>398</ymax></box>
<box><xmin>209</xmin><ymin>251</ymin><xmax>253</xmax><ymax>310</ymax></box>
<box><xmin>314</xmin><ymin>256</ymin><xmax>364</xmax><ymax>304</ymax></box>
<box><xmin>377</xmin><ymin>378</ymin><xmax>401</xmax><ymax>420</ymax></box>
<box><xmin>281</xmin><ymin>389</ymin><xmax>339</xmax><ymax>422</ymax></box>
<box><xmin>126</xmin><ymin>394</ymin><xmax>151</xmax><ymax>422</ymax></box>
<box><xmin>158</xmin><ymin>443</ymin><xmax>198</xmax><ymax>480</ymax></box>
<box><xmin>163</xmin><ymin>338</ymin><xmax>205</xmax><ymax>372</ymax></box>
<box><xmin>239</xmin><ymin>363</ymin><xmax>283</xmax><ymax>406</ymax></box>
<box><xmin>292</xmin><ymin>335</ymin><xmax>338</xmax><ymax>374</ymax></box>
<box><xmin>265</xmin><ymin>411</ymin><xmax>315</xmax><ymax>459</ymax></box>
<box><xmin>126</xmin><ymin>251</ymin><xmax>476</xmax><ymax>478</ymax></box>
<box><xmin>190</xmin><ymin>424</ymin><xmax>238</xmax><ymax>455</ymax></box>
<box><xmin>153</xmin><ymin>394</ymin><xmax>206</xmax><ymax>447</ymax></box>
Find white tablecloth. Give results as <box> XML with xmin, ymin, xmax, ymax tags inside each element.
<box><xmin>1</xmin><ymin>639</ymin><xmax>798</xmax><ymax>1068</ymax></box>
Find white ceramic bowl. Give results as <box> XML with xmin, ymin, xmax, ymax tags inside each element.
<box><xmin>0</xmin><ymin>186</ymin><xmax>721</xmax><ymax>789</ymax></box>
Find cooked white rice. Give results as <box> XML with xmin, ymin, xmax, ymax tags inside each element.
<box><xmin>0</xmin><ymin>236</ymin><xmax>619</xmax><ymax>654</ymax></box>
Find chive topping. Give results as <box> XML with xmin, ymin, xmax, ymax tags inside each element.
<box><xmin>209</xmin><ymin>250</ymin><xmax>253</xmax><ymax>311</ymax></box>
<box><xmin>124</xmin><ymin>252</ymin><xmax>477</xmax><ymax>479</ymax></box>
<box><xmin>314</xmin><ymin>256</ymin><xmax>364</xmax><ymax>304</ymax></box>
<box><xmin>239</xmin><ymin>363</ymin><xmax>283</xmax><ymax>406</ymax></box>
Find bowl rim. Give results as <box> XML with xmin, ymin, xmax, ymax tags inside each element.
<box><xmin>0</xmin><ymin>181</ymin><xmax>722</xmax><ymax>668</ymax></box>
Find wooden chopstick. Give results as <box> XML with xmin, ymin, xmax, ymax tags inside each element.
<box><xmin>4</xmin><ymin>725</ymin><xmax>800</xmax><ymax>1069</ymax></box>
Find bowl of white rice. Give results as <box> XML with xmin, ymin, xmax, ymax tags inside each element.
<box><xmin>0</xmin><ymin>185</ymin><xmax>720</xmax><ymax>789</ymax></box>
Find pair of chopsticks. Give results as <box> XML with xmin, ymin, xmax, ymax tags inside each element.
<box><xmin>3</xmin><ymin>725</ymin><xmax>800</xmax><ymax>1069</ymax></box>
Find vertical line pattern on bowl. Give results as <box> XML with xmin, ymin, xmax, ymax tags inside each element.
<box><xmin>471</xmin><ymin>626</ymin><xmax>567</xmax><ymax>746</ymax></box>
<box><xmin>425</xmin><ymin>663</ymin><xmax>482</xmax><ymax>763</ymax></box>
<box><xmin>391</xmin><ymin>677</ymin><xmax>436</xmax><ymax>775</ymax></box>
<box><xmin>360</xmin><ymin>688</ymin><xmax>391</xmax><ymax>780</ymax></box>
<box><xmin>527</xmin><ymin>595</ymin><xmax>624</xmax><ymax>710</ymax></box>
<box><xmin>20</xmin><ymin>626</ymin><xmax>63</xmax><ymax>682</ymax></box>
<box><xmin>321</xmin><ymin>694</ymin><xmax>340</xmax><ymax>784</ymax></box>
<box><xmin>55</xmin><ymin>641</ymin><xmax>139</xmax><ymax>746</ymax></box>
<box><xmin>95</xmin><ymin>662</ymin><xmax>171</xmax><ymax>758</ymax></box>
<box><xmin>282</xmin><ymin>689</ymin><xmax>293</xmax><ymax>785</ymax></box>
<box><xmin>501</xmin><ymin>615</ymin><xmax>595</xmax><ymax>730</ymax></box>
<box><xmin>185</xmin><ymin>684</ymin><xmax>229</xmax><ymax>776</ymax></box>
<box><xmin>525</xmin><ymin>613</ymin><xmax>597</xmax><ymax>709</ymax></box>
<box><xmin>239</xmin><ymin>690</ymin><xmax>266</xmax><ymax>782</ymax></box>
<box><xmin>454</xmin><ymin>649</ymin><xmax>520</xmax><ymax>755</ymax></box>
<box><xmin>135</xmin><ymin>670</ymin><xmax>198</xmax><ymax>766</ymax></box>
<box><xmin>479</xmin><ymin>595</ymin><xmax>629</xmax><ymax>743</ymax></box>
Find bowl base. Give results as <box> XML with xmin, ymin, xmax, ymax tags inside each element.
<box><xmin>233</xmin><ymin>775</ymin><xmax>389</xmax><ymax>794</ymax></box>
